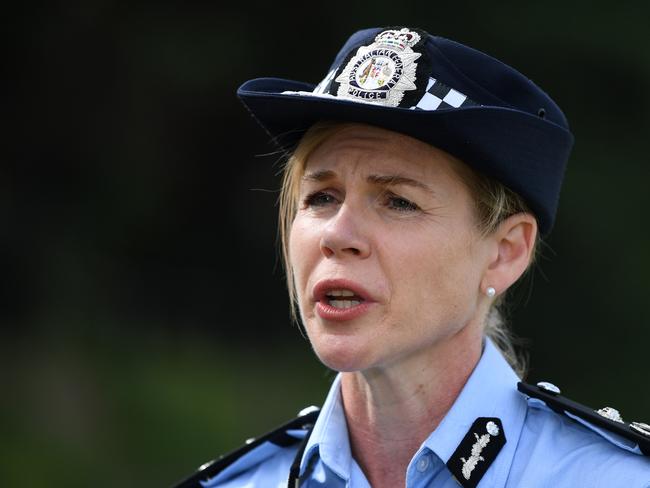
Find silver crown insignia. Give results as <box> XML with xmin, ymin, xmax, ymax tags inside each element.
<box><xmin>374</xmin><ymin>28</ymin><xmax>421</xmax><ymax>50</ymax></box>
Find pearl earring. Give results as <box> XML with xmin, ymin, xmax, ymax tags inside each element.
<box><xmin>486</xmin><ymin>286</ymin><xmax>496</xmax><ymax>297</ymax></box>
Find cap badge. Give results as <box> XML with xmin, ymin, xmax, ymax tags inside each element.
<box><xmin>335</xmin><ymin>28</ymin><xmax>422</xmax><ymax>107</ymax></box>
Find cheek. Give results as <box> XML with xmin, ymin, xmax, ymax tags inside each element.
<box><xmin>288</xmin><ymin>217</ymin><xmax>320</xmax><ymax>292</ymax></box>
<box><xmin>386</xmin><ymin>228</ymin><xmax>480</xmax><ymax>322</ymax></box>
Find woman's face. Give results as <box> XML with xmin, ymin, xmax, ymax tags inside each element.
<box><xmin>289</xmin><ymin>124</ymin><xmax>493</xmax><ymax>373</ymax></box>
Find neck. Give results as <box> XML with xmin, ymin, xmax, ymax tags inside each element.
<box><xmin>340</xmin><ymin>327</ymin><xmax>483</xmax><ymax>488</ymax></box>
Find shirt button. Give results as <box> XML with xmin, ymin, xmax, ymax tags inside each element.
<box><xmin>416</xmin><ymin>455</ymin><xmax>430</xmax><ymax>472</ymax></box>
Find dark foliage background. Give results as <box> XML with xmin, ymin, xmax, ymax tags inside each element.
<box><xmin>3</xmin><ymin>2</ymin><xmax>649</xmax><ymax>486</ymax></box>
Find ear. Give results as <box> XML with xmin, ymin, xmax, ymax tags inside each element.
<box><xmin>482</xmin><ymin>213</ymin><xmax>537</xmax><ymax>297</ymax></box>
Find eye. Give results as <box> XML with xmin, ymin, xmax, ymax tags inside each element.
<box><xmin>303</xmin><ymin>191</ymin><xmax>338</xmax><ymax>208</ymax></box>
<box><xmin>385</xmin><ymin>193</ymin><xmax>419</xmax><ymax>212</ymax></box>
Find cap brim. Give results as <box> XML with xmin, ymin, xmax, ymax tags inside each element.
<box><xmin>237</xmin><ymin>77</ymin><xmax>574</xmax><ymax>234</ymax></box>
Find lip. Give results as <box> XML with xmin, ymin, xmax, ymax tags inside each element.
<box><xmin>312</xmin><ymin>279</ymin><xmax>376</xmax><ymax>322</ymax></box>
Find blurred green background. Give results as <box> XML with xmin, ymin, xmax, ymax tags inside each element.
<box><xmin>4</xmin><ymin>2</ymin><xmax>649</xmax><ymax>486</ymax></box>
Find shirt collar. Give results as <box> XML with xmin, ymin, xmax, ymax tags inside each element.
<box><xmin>300</xmin><ymin>373</ymin><xmax>351</xmax><ymax>480</ymax></box>
<box><xmin>300</xmin><ymin>338</ymin><xmax>528</xmax><ymax>486</ymax></box>
<box><xmin>422</xmin><ymin>338</ymin><xmax>528</xmax><ymax>487</ymax></box>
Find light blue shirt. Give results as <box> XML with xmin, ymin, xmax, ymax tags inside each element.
<box><xmin>203</xmin><ymin>339</ymin><xmax>650</xmax><ymax>487</ymax></box>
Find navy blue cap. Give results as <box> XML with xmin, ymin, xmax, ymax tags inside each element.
<box><xmin>237</xmin><ymin>27</ymin><xmax>574</xmax><ymax>234</ymax></box>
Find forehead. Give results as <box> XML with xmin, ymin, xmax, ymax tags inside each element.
<box><xmin>304</xmin><ymin>124</ymin><xmax>462</xmax><ymax>180</ymax></box>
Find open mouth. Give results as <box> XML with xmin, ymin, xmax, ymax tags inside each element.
<box><xmin>313</xmin><ymin>279</ymin><xmax>374</xmax><ymax>321</ymax></box>
<box><xmin>325</xmin><ymin>289</ymin><xmax>364</xmax><ymax>309</ymax></box>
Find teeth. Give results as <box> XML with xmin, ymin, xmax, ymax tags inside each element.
<box><xmin>324</xmin><ymin>289</ymin><xmax>362</xmax><ymax>309</ymax></box>
<box><xmin>330</xmin><ymin>300</ymin><xmax>361</xmax><ymax>309</ymax></box>
<box><xmin>327</xmin><ymin>289</ymin><xmax>355</xmax><ymax>297</ymax></box>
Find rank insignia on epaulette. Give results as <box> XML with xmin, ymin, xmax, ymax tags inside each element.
<box><xmin>518</xmin><ymin>381</ymin><xmax>650</xmax><ymax>456</ymax></box>
<box><xmin>170</xmin><ymin>407</ymin><xmax>320</xmax><ymax>488</ymax></box>
<box><xmin>446</xmin><ymin>417</ymin><xmax>506</xmax><ymax>488</ymax></box>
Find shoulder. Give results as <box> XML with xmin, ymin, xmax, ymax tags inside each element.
<box><xmin>171</xmin><ymin>407</ymin><xmax>319</xmax><ymax>488</ymax></box>
<box><xmin>511</xmin><ymin>381</ymin><xmax>650</xmax><ymax>487</ymax></box>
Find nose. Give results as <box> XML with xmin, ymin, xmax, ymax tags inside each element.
<box><xmin>319</xmin><ymin>204</ymin><xmax>371</xmax><ymax>259</ymax></box>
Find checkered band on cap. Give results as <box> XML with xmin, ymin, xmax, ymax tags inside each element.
<box><xmin>412</xmin><ymin>78</ymin><xmax>478</xmax><ymax>111</ymax></box>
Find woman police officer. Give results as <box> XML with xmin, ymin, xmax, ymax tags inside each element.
<box><xmin>173</xmin><ymin>26</ymin><xmax>650</xmax><ymax>487</ymax></box>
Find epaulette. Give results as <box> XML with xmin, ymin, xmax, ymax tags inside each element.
<box><xmin>518</xmin><ymin>381</ymin><xmax>650</xmax><ymax>456</ymax></box>
<box><xmin>171</xmin><ymin>406</ymin><xmax>320</xmax><ymax>488</ymax></box>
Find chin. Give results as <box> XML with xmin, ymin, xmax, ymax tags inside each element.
<box><xmin>315</xmin><ymin>353</ymin><xmax>368</xmax><ymax>373</ymax></box>
<box><xmin>309</xmin><ymin>332</ymin><xmax>383</xmax><ymax>372</ymax></box>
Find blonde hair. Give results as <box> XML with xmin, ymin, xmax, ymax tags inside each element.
<box><xmin>278</xmin><ymin>122</ymin><xmax>537</xmax><ymax>378</ymax></box>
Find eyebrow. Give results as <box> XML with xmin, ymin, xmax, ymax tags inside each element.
<box><xmin>302</xmin><ymin>169</ymin><xmax>336</xmax><ymax>182</ymax></box>
<box><xmin>366</xmin><ymin>174</ymin><xmax>434</xmax><ymax>195</ymax></box>
<box><xmin>302</xmin><ymin>170</ymin><xmax>434</xmax><ymax>195</ymax></box>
